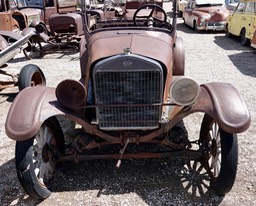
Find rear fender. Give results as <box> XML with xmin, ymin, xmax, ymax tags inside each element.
<box><xmin>193</xmin><ymin>82</ymin><xmax>250</xmax><ymax>133</ymax></box>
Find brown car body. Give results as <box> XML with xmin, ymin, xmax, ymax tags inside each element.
<box><xmin>0</xmin><ymin>0</ymin><xmax>76</xmax><ymax>31</ymax></box>
<box><xmin>251</xmin><ymin>29</ymin><xmax>256</xmax><ymax>48</ymax></box>
<box><xmin>5</xmin><ymin>0</ymin><xmax>251</xmax><ymax>200</ymax></box>
<box><xmin>0</xmin><ymin>0</ymin><xmax>78</xmax><ymax>89</ymax></box>
<box><xmin>183</xmin><ymin>0</ymin><xmax>229</xmax><ymax>31</ymax></box>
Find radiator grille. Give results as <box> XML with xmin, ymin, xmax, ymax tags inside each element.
<box><xmin>93</xmin><ymin>54</ymin><xmax>163</xmax><ymax>130</ymax></box>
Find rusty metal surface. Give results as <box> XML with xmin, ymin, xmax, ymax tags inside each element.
<box><xmin>87</xmin><ymin>30</ymin><xmax>174</xmax><ymax>71</ymax></box>
<box><xmin>5</xmin><ymin>82</ymin><xmax>251</xmax><ymax>141</ymax></box>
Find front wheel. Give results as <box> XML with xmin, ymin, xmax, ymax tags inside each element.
<box><xmin>15</xmin><ymin>117</ymin><xmax>65</xmax><ymax>199</ymax></box>
<box><xmin>18</xmin><ymin>64</ymin><xmax>46</xmax><ymax>91</ymax></box>
<box><xmin>200</xmin><ymin>114</ymin><xmax>238</xmax><ymax>195</ymax></box>
<box><xmin>193</xmin><ymin>20</ymin><xmax>198</xmax><ymax>32</ymax></box>
<box><xmin>225</xmin><ymin>25</ymin><xmax>232</xmax><ymax>38</ymax></box>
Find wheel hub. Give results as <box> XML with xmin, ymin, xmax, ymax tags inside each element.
<box><xmin>210</xmin><ymin>139</ymin><xmax>218</xmax><ymax>157</ymax></box>
<box><xmin>42</xmin><ymin>143</ymin><xmax>51</xmax><ymax>163</ymax></box>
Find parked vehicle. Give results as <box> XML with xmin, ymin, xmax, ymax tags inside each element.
<box><xmin>5</xmin><ymin>0</ymin><xmax>251</xmax><ymax>200</ymax></box>
<box><xmin>251</xmin><ymin>29</ymin><xmax>256</xmax><ymax>48</ymax></box>
<box><xmin>183</xmin><ymin>0</ymin><xmax>229</xmax><ymax>31</ymax></box>
<box><xmin>225</xmin><ymin>0</ymin><xmax>239</xmax><ymax>11</ymax></box>
<box><xmin>225</xmin><ymin>0</ymin><xmax>256</xmax><ymax>46</ymax></box>
<box><xmin>178</xmin><ymin>0</ymin><xmax>188</xmax><ymax>17</ymax></box>
<box><xmin>24</xmin><ymin>11</ymin><xmax>84</xmax><ymax>59</ymax></box>
<box><xmin>0</xmin><ymin>33</ymin><xmax>46</xmax><ymax>90</ymax></box>
<box><xmin>0</xmin><ymin>0</ymin><xmax>79</xmax><ymax>59</ymax></box>
<box><xmin>0</xmin><ymin>0</ymin><xmax>77</xmax><ymax>31</ymax></box>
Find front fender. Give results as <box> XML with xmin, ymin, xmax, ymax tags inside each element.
<box><xmin>5</xmin><ymin>86</ymin><xmax>65</xmax><ymax>141</ymax></box>
<box><xmin>193</xmin><ymin>82</ymin><xmax>250</xmax><ymax>133</ymax></box>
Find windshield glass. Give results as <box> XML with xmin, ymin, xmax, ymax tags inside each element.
<box><xmin>81</xmin><ymin>0</ymin><xmax>175</xmax><ymax>33</ymax></box>
<box><xmin>16</xmin><ymin>0</ymin><xmax>44</xmax><ymax>8</ymax></box>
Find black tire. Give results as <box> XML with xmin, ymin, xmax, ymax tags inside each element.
<box><xmin>23</xmin><ymin>37</ymin><xmax>43</xmax><ymax>60</ymax></box>
<box><xmin>240</xmin><ymin>28</ymin><xmax>250</xmax><ymax>46</ymax></box>
<box><xmin>225</xmin><ymin>25</ymin><xmax>232</xmax><ymax>38</ymax></box>
<box><xmin>18</xmin><ymin>64</ymin><xmax>46</xmax><ymax>91</ymax></box>
<box><xmin>200</xmin><ymin>114</ymin><xmax>238</xmax><ymax>195</ymax></box>
<box><xmin>193</xmin><ymin>20</ymin><xmax>198</xmax><ymax>32</ymax></box>
<box><xmin>15</xmin><ymin>117</ymin><xmax>65</xmax><ymax>199</ymax></box>
<box><xmin>179</xmin><ymin>11</ymin><xmax>183</xmax><ymax>18</ymax></box>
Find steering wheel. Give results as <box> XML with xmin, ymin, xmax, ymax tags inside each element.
<box><xmin>133</xmin><ymin>4</ymin><xmax>167</xmax><ymax>27</ymax></box>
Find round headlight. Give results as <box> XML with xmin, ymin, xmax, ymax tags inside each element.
<box><xmin>170</xmin><ymin>77</ymin><xmax>200</xmax><ymax>106</ymax></box>
<box><xmin>56</xmin><ymin>79</ymin><xmax>86</xmax><ymax>109</ymax></box>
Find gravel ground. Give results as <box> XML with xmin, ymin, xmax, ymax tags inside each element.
<box><xmin>0</xmin><ymin>3</ymin><xmax>256</xmax><ymax>205</ymax></box>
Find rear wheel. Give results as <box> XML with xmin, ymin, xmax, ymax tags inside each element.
<box><xmin>225</xmin><ymin>25</ymin><xmax>232</xmax><ymax>38</ymax></box>
<box><xmin>240</xmin><ymin>28</ymin><xmax>250</xmax><ymax>46</ymax></box>
<box><xmin>15</xmin><ymin>117</ymin><xmax>65</xmax><ymax>199</ymax></box>
<box><xmin>18</xmin><ymin>64</ymin><xmax>46</xmax><ymax>91</ymax></box>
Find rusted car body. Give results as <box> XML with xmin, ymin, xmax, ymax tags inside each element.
<box><xmin>0</xmin><ymin>0</ymin><xmax>77</xmax><ymax>31</ymax></box>
<box><xmin>251</xmin><ymin>29</ymin><xmax>256</xmax><ymax>48</ymax></box>
<box><xmin>25</xmin><ymin>10</ymin><xmax>84</xmax><ymax>59</ymax></box>
<box><xmin>183</xmin><ymin>0</ymin><xmax>229</xmax><ymax>31</ymax></box>
<box><xmin>5</xmin><ymin>0</ymin><xmax>250</xmax><ymax>200</ymax></box>
<box><xmin>0</xmin><ymin>0</ymin><xmax>79</xmax><ymax>58</ymax></box>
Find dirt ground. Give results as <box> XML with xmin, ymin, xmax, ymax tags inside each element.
<box><xmin>0</xmin><ymin>3</ymin><xmax>256</xmax><ymax>206</ymax></box>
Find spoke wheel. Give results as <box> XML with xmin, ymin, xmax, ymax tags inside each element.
<box><xmin>199</xmin><ymin>114</ymin><xmax>238</xmax><ymax>195</ymax></box>
<box><xmin>23</xmin><ymin>37</ymin><xmax>43</xmax><ymax>59</ymax></box>
<box><xmin>15</xmin><ymin>117</ymin><xmax>65</xmax><ymax>199</ymax></box>
<box><xmin>181</xmin><ymin>159</ymin><xmax>211</xmax><ymax>197</ymax></box>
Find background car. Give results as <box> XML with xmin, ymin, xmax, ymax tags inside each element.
<box><xmin>178</xmin><ymin>0</ymin><xmax>188</xmax><ymax>17</ymax></box>
<box><xmin>183</xmin><ymin>0</ymin><xmax>229</xmax><ymax>31</ymax></box>
<box><xmin>250</xmin><ymin>29</ymin><xmax>256</xmax><ymax>48</ymax></box>
<box><xmin>225</xmin><ymin>0</ymin><xmax>256</xmax><ymax>46</ymax></box>
<box><xmin>225</xmin><ymin>0</ymin><xmax>239</xmax><ymax>11</ymax></box>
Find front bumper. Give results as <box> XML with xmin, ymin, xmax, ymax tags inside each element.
<box><xmin>197</xmin><ymin>22</ymin><xmax>226</xmax><ymax>31</ymax></box>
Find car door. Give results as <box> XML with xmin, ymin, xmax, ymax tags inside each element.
<box><xmin>243</xmin><ymin>2</ymin><xmax>256</xmax><ymax>39</ymax></box>
<box><xmin>184</xmin><ymin>0</ymin><xmax>194</xmax><ymax>27</ymax></box>
<box><xmin>44</xmin><ymin>0</ymin><xmax>57</xmax><ymax>25</ymax></box>
<box><xmin>228</xmin><ymin>2</ymin><xmax>246</xmax><ymax>36</ymax></box>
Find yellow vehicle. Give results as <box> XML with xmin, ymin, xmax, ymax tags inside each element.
<box><xmin>225</xmin><ymin>0</ymin><xmax>256</xmax><ymax>46</ymax></box>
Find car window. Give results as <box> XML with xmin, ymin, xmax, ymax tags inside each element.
<box><xmin>187</xmin><ymin>1</ymin><xmax>193</xmax><ymax>9</ymax></box>
<box><xmin>244</xmin><ymin>2</ymin><xmax>256</xmax><ymax>12</ymax></box>
<box><xmin>236</xmin><ymin>2</ymin><xmax>246</xmax><ymax>12</ymax></box>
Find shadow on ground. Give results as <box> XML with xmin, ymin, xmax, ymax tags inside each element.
<box><xmin>214</xmin><ymin>36</ymin><xmax>256</xmax><ymax>78</ymax></box>
<box><xmin>0</xmin><ymin>157</ymin><xmax>224</xmax><ymax>205</ymax></box>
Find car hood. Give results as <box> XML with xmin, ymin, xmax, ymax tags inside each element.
<box><xmin>87</xmin><ymin>30</ymin><xmax>174</xmax><ymax>71</ymax></box>
<box><xmin>195</xmin><ymin>6</ymin><xmax>226</xmax><ymax>13</ymax></box>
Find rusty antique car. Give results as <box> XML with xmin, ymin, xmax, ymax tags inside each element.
<box><xmin>0</xmin><ymin>0</ymin><xmax>80</xmax><ymax>59</ymax></box>
<box><xmin>5</xmin><ymin>0</ymin><xmax>250</xmax><ymax>200</ymax></box>
<box><xmin>17</xmin><ymin>0</ymin><xmax>83</xmax><ymax>59</ymax></box>
<box><xmin>183</xmin><ymin>0</ymin><xmax>229</xmax><ymax>31</ymax></box>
